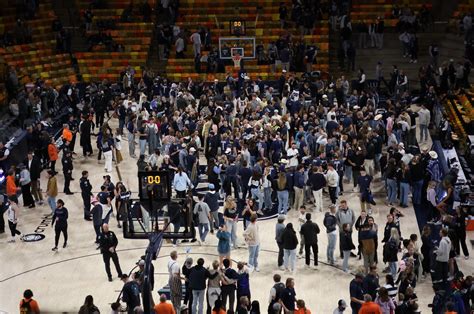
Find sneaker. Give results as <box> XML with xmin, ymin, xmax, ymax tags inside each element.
<box><xmin>465</xmin><ymin>256</ymin><xmax>469</xmax><ymax>260</ymax></box>
<box><xmin>7</xmin><ymin>239</ymin><xmax>15</xmax><ymax>243</ymax></box>
<box><xmin>52</xmin><ymin>247</ymin><xmax>58</xmax><ymax>251</ymax></box>
<box><xmin>312</xmin><ymin>265</ymin><xmax>318</xmax><ymax>270</ymax></box>
<box><xmin>413</xmin><ymin>60</ymin><xmax>417</xmax><ymax>63</ymax></box>
<box><xmin>197</xmin><ymin>239</ymin><xmax>202</xmax><ymax>246</ymax></box>
<box><xmin>255</xmin><ymin>267</ymin><xmax>260</xmax><ymax>272</ymax></box>
<box><xmin>108</xmin><ymin>277</ymin><xmax>113</xmax><ymax>282</ymax></box>
<box><xmin>279</xmin><ymin>266</ymin><xmax>285</xmax><ymax>270</ymax></box>
<box><xmin>247</xmin><ymin>265</ymin><xmax>254</xmax><ymax>272</ymax></box>
<box><xmin>63</xmin><ymin>242</ymin><xmax>67</xmax><ymax>248</ymax></box>
<box><xmin>38</xmin><ymin>201</ymin><xmax>44</xmax><ymax>205</ymax></box>
<box><xmin>305</xmin><ymin>265</ymin><xmax>311</xmax><ymax>269</ymax></box>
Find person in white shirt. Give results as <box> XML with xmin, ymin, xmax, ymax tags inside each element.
<box><xmin>286</xmin><ymin>142</ymin><xmax>299</xmax><ymax>168</ymax></box>
<box><xmin>173</xmin><ymin>167</ymin><xmax>192</xmax><ymax>198</ymax></box>
<box><xmin>326</xmin><ymin>163</ymin><xmax>339</xmax><ymax>205</ymax></box>
<box><xmin>190</xmin><ymin>31</ymin><xmax>201</xmax><ymax>57</ymax></box>
<box><xmin>333</xmin><ymin>299</ymin><xmax>347</xmax><ymax>314</ymax></box>
<box><xmin>168</xmin><ymin>250</ymin><xmax>182</xmax><ymax>314</ymax></box>
<box><xmin>175</xmin><ymin>36</ymin><xmax>185</xmax><ymax>58</ymax></box>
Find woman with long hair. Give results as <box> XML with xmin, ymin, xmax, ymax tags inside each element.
<box><xmin>399</xmin><ymin>163</ymin><xmax>411</xmax><ymax>208</ymax></box>
<box><xmin>275</xmin><ymin>170</ymin><xmax>289</xmax><ymax>215</ymax></box>
<box><xmin>282</xmin><ymin>223</ymin><xmax>299</xmax><ymax>272</ymax></box>
<box><xmin>383</xmin><ymin>227</ymin><xmax>400</xmax><ymax>278</ymax></box>
<box><xmin>242</xmin><ymin>198</ymin><xmax>256</xmax><ymax>230</ymax></box>
<box><xmin>223</xmin><ymin>196</ymin><xmax>239</xmax><ymax>249</ymax></box>
<box><xmin>173</xmin><ymin>166</ymin><xmax>192</xmax><ymax>198</ymax></box>
<box><xmin>78</xmin><ymin>295</ymin><xmax>100</xmax><ymax>314</ymax></box>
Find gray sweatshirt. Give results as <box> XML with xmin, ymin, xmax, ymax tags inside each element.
<box><xmin>335</xmin><ymin>208</ymin><xmax>356</xmax><ymax>230</ymax></box>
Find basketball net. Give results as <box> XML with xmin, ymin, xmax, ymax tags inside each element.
<box><xmin>232</xmin><ymin>54</ymin><xmax>242</xmax><ymax>69</ymax></box>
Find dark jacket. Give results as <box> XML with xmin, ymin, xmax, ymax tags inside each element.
<box><xmin>188</xmin><ymin>265</ymin><xmax>214</xmax><ymax>290</ymax></box>
<box><xmin>307</xmin><ymin>172</ymin><xmax>326</xmax><ymax>191</ymax></box>
<box><xmin>99</xmin><ymin>231</ymin><xmax>119</xmax><ymax>253</ymax></box>
<box><xmin>26</xmin><ymin>156</ymin><xmax>42</xmax><ymax>180</ymax></box>
<box><xmin>282</xmin><ymin>228</ymin><xmax>298</xmax><ymax>250</ymax></box>
<box><xmin>91</xmin><ymin>204</ymin><xmax>103</xmax><ymax>226</ymax></box>
<box><xmin>52</xmin><ymin>207</ymin><xmax>68</xmax><ymax>228</ymax></box>
<box><xmin>300</xmin><ymin>220</ymin><xmax>320</xmax><ymax>245</ymax></box>
<box><xmin>340</xmin><ymin>231</ymin><xmax>355</xmax><ymax>251</ymax></box>
<box><xmin>204</xmin><ymin>192</ymin><xmax>219</xmax><ymax>212</ymax></box>
<box><xmin>323</xmin><ymin>213</ymin><xmax>337</xmax><ymax>233</ymax></box>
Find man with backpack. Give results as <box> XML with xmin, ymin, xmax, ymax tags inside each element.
<box><xmin>268</xmin><ymin>274</ymin><xmax>286</xmax><ymax>313</ymax></box>
<box><xmin>19</xmin><ymin>289</ymin><xmax>40</xmax><ymax>314</ymax></box>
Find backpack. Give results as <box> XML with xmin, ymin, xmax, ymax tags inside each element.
<box><xmin>20</xmin><ymin>299</ymin><xmax>32</xmax><ymax>314</ymax></box>
<box><xmin>268</xmin><ymin>282</ymin><xmax>285</xmax><ymax>313</ymax></box>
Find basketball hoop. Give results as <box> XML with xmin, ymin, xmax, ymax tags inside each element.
<box><xmin>232</xmin><ymin>53</ymin><xmax>242</xmax><ymax>69</ymax></box>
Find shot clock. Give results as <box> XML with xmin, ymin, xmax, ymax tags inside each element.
<box><xmin>138</xmin><ymin>170</ymin><xmax>171</xmax><ymax>202</ymax></box>
<box><xmin>230</xmin><ymin>20</ymin><xmax>246</xmax><ymax>36</ymax></box>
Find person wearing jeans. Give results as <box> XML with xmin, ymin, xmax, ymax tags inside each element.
<box><xmin>386</xmin><ymin>178</ymin><xmax>398</xmax><ymax>205</ymax></box>
<box><xmin>282</xmin><ymin>223</ymin><xmax>298</xmax><ymax>272</ymax></box>
<box><xmin>435</xmin><ymin>228</ymin><xmax>451</xmax><ymax>286</ymax></box>
<box><xmin>340</xmin><ymin>224</ymin><xmax>355</xmax><ymax>272</ymax></box>
<box><xmin>243</xmin><ymin>214</ymin><xmax>260</xmax><ymax>271</ymax></box>
<box><xmin>188</xmin><ymin>258</ymin><xmax>211</xmax><ymax>314</ymax></box>
<box><xmin>323</xmin><ymin>205</ymin><xmax>338</xmax><ymax>265</ymax></box>
<box><xmin>193</xmin><ymin>195</ymin><xmax>211</xmax><ymax>244</ymax></box>
<box><xmin>308</xmin><ymin>166</ymin><xmax>326</xmax><ymax>212</ymax></box>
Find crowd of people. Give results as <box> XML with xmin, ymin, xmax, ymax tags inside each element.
<box><xmin>1</xmin><ymin>1</ymin><xmax>474</xmax><ymax>314</ymax></box>
<box><xmin>2</xmin><ymin>52</ymin><xmax>473</xmax><ymax>313</ymax></box>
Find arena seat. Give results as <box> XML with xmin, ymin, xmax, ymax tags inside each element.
<box><xmin>350</xmin><ymin>1</ymin><xmax>432</xmax><ymax>27</ymax></box>
<box><xmin>165</xmin><ymin>0</ymin><xmax>330</xmax><ymax>82</ymax></box>
<box><xmin>0</xmin><ymin>1</ymin><xmax>77</xmax><ymax>90</ymax></box>
<box><xmin>74</xmin><ymin>1</ymin><xmax>153</xmax><ymax>83</ymax></box>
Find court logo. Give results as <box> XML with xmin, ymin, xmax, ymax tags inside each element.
<box><xmin>21</xmin><ymin>233</ymin><xmax>46</xmax><ymax>242</ymax></box>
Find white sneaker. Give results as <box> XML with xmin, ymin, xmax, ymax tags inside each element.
<box><xmin>255</xmin><ymin>267</ymin><xmax>260</xmax><ymax>272</ymax></box>
<box><xmin>305</xmin><ymin>265</ymin><xmax>311</xmax><ymax>269</ymax></box>
<box><xmin>465</xmin><ymin>256</ymin><xmax>469</xmax><ymax>260</ymax></box>
<box><xmin>279</xmin><ymin>266</ymin><xmax>285</xmax><ymax>270</ymax></box>
<box><xmin>197</xmin><ymin>239</ymin><xmax>202</xmax><ymax>246</ymax></box>
<box><xmin>247</xmin><ymin>265</ymin><xmax>254</xmax><ymax>272</ymax></box>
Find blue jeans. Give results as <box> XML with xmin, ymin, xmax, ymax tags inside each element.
<box><xmin>225</xmin><ymin>220</ymin><xmax>238</xmax><ymax>248</ymax></box>
<box><xmin>400</xmin><ymin>182</ymin><xmax>410</xmax><ymax>206</ymax></box>
<box><xmin>420</xmin><ymin>124</ymin><xmax>429</xmax><ymax>142</ymax></box>
<box><xmin>192</xmin><ymin>289</ymin><xmax>205</xmax><ymax>314</ymax></box>
<box><xmin>277</xmin><ymin>190</ymin><xmax>289</xmax><ymax>214</ymax></box>
<box><xmin>48</xmin><ymin>196</ymin><xmax>56</xmax><ymax>214</ymax></box>
<box><xmin>251</xmin><ymin>188</ymin><xmax>264</xmax><ymax>210</ymax></box>
<box><xmin>387</xmin><ymin>178</ymin><xmax>398</xmax><ymax>204</ymax></box>
<box><xmin>139</xmin><ymin>139</ymin><xmax>146</xmax><ymax>156</ymax></box>
<box><xmin>327</xmin><ymin>232</ymin><xmax>337</xmax><ymax>264</ymax></box>
<box><xmin>283</xmin><ymin>249</ymin><xmax>297</xmax><ymax>271</ymax></box>
<box><xmin>343</xmin><ymin>250</ymin><xmax>351</xmax><ymax>272</ymax></box>
<box><xmin>198</xmin><ymin>223</ymin><xmax>209</xmax><ymax>242</ymax></box>
<box><xmin>248</xmin><ymin>244</ymin><xmax>260</xmax><ymax>268</ymax></box>
<box><xmin>412</xmin><ymin>179</ymin><xmax>423</xmax><ymax>205</ymax></box>
<box><xmin>389</xmin><ymin>261</ymin><xmax>398</xmax><ymax>278</ymax></box>
<box><xmin>344</xmin><ymin>165</ymin><xmax>352</xmax><ymax>182</ymax></box>
<box><xmin>263</xmin><ymin>187</ymin><xmax>272</xmax><ymax>210</ymax></box>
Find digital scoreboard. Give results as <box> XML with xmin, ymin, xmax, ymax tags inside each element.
<box><xmin>138</xmin><ymin>170</ymin><xmax>171</xmax><ymax>202</ymax></box>
<box><xmin>230</xmin><ymin>20</ymin><xmax>246</xmax><ymax>36</ymax></box>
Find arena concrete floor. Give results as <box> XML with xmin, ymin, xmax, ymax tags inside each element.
<box><xmin>0</xmin><ymin>115</ymin><xmax>472</xmax><ymax>313</ymax></box>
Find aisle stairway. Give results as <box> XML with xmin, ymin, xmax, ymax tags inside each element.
<box><xmin>73</xmin><ymin>0</ymin><xmax>153</xmax><ymax>82</ymax></box>
<box><xmin>163</xmin><ymin>0</ymin><xmax>330</xmax><ymax>82</ymax></box>
<box><xmin>0</xmin><ymin>0</ymin><xmax>77</xmax><ymax>88</ymax></box>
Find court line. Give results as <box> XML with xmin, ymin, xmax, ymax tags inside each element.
<box><xmin>0</xmin><ymin>244</ymin><xmax>350</xmax><ymax>283</ymax></box>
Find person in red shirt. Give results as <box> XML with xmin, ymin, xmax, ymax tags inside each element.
<box><xmin>359</xmin><ymin>294</ymin><xmax>382</xmax><ymax>314</ymax></box>
<box><xmin>19</xmin><ymin>289</ymin><xmax>40</xmax><ymax>314</ymax></box>
<box><xmin>154</xmin><ymin>294</ymin><xmax>175</xmax><ymax>314</ymax></box>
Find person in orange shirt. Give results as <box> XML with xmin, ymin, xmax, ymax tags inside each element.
<box><xmin>359</xmin><ymin>294</ymin><xmax>382</xmax><ymax>314</ymax></box>
<box><xmin>62</xmin><ymin>124</ymin><xmax>73</xmax><ymax>143</ymax></box>
<box><xmin>19</xmin><ymin>289</ymin><xmax>40</xmax><ymax>314</ymax></box>
<box><xmin>211</xmin><ymin>299</ymin><xmax>226</xmax><ymax>314</ymax></box>
<box><xmin>6</xmin><ymin>169</ymin><xmax>19</xmax><ymax>203</ymax></box>
<box><xmin>47</xmin><ymin>137</ymin><xmax>58</xmax><ymax>174</ymax></box>
<box><xmin>154</xmin><ymin>294</ymin><xmax>176</xmax><ymax>314</ymax></box>
<box><xmin>295</xmin><ymin>299</ymin><xmax>311</xmax><ymax>314</ymax></box>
